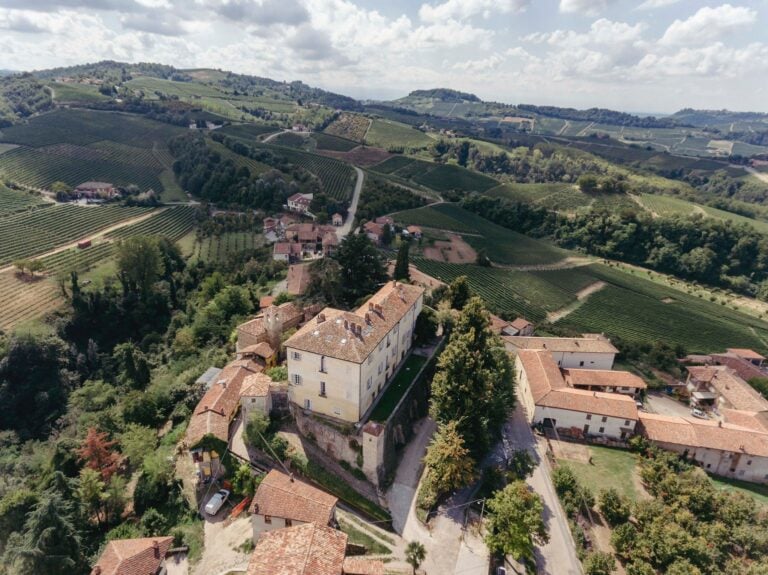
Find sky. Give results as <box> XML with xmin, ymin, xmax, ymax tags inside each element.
<box><xmin>1</xmin><ymin>0</ymin><xmax>767</xmax><ymax>113</ymax></box>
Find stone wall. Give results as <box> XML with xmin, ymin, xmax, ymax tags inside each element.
<box><xmin>293</xmin><ymin>408</ymin><xmax>363</xmax><ymax>470</ymax></box>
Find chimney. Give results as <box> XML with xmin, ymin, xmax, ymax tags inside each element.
<box><xmin>368</xmin><ymin>302</ymin><xmax>374</xmax><ymax>311</ymax></box>
<box><xmin>718</xmin><ymin>421</ymin><xmax>722</xmax><ymax>427</ymax></box>
<box><xmin>92</xmin><ymin>568</ymin><xmax>102</xmax><ymax>575</ymax></box>
<box><xmin>317</xmin><ymin>313</ymin><xmax>326</xmax><ymax>324</ymax></box>
<box><xmin>356</xmin><ymin>324</ymin><xmax>363</xmax><ymax>338</ymax></box>
<box><xmin>289</xmin><ymin>473</ymin><xmax>295</xmax><ymax>482</ymax></box>
<box><xmin>365</xmin><ymin>312</ymin><xmax>371</xmax><ymax>324</ymax></box>
<box><xmin>153</xmin><ymin>540</ymin><xmax>160</xmax><ymax>558</ymax></box>
<box><xmin>344</xmin><ymin>319</ymin><xmax>349</xmax><ymax>331</ymax></box>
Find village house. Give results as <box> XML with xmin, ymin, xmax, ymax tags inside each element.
<box><xmin>515</xmin><ymin>349</ymin><xmax>638</xmax><ymax>440</ymax></box>
<box><xmin>284</xmin><ymin>281</ymin><xmax>424</xmax><ymax>423</ymax></box>
<box><xmin>75</xmin><ymin>181</ymin><xmax>118</xmax><ymax>199</ymax></box>
<box><xmin>246</xmin><ymin>523</ymin><xmax>384</xmax><ymax>575</ymax></box>
<box><xmin>504</xmin><ymin>334</ymin><xmax>618</xmax><ymax>370</ymax></box>
<box><xmin>249</xmin><ymin>469</ymin><xmax>338</xmax><ymax>537</ymax></box>
<box><xmin>563</xmin><ymin>368</ymin><xmax>647</xmax><ymax>399</ymax></box>
<box><xmin>239</xmin><ymin>372</ymin><xmax>274</xmax><ymax>419</ymax></box>
<box><xmin>91</xmin><ymin>536</ymin><xmax>174</xmax><ymax>575</ymax></box>
<box><xmin>639</xmin><ymin>412</ymin><xmax>768</xmax><ymax>483</ymax></box>
<box><xmin>287</xmin><ymin>192</ymin><xmax>313</xmax><ymax>215</ymax></box>
<box><xmin>236</xmin><ymin>341</ymin><xmax>278</xmax><ymax>369</ymax></box>
<box><xmin>323</xmin><ymin>231</ymin><xmax>339</xmax><ymax>256</ymax></box>
<box><xmin>375</xmin><ymin>216</ymin><xmax>394</xmax><ymax>227</ymax></box>
<box><xmin>273</xmin><ymin>222</ymin><xmax>338</xmax><ymax>261</ymax></box>
<box><xmin>332</xmin><ymin>212</ymin><xmax>344</xmax><ymax>226</ymax></box>
<box><xmin>363</xmin><ymin>221</ymin><xmax>384</xmax><ymax>245</ymax></box>
<box><xmin>405</xmin><ymin>225</ymin><xmax>422</xmax><ymax>239</ymax></box>
<box><xmin>489</xmin><ymin>315</ymin><xmax>534</xmax><ymax>337</ymax></box>
<box><xmin>272</xmin><ymin>241</ymin><xmax>302</xmax><ymax>263</ymax></box>
<box><xmin>685</xmin><ymin>365</ymin><xmax>768</xmax><ymax>412</ymax></box>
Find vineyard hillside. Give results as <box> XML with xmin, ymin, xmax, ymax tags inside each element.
<box><xmin>371</xmin><ymin>156</ymin><xmax>498</xmax><ymax>193</ymax></box>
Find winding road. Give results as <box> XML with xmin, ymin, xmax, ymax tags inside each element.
<box><xmin>337</xmin><ymin>166</ymin><xmax>364</xmax><ymax>240</ymax></box>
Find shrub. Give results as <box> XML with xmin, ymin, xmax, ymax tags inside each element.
<box><xmin>599</xmin><ymin>488</ymin><xmax>630</xmax><ymax>526</ymax></box>
<box><xmin>582</xmin><ymin>551</ymin><xmax>615</xmax><ymax>575</ymax></box>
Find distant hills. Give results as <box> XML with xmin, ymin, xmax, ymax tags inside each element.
<box><xmin>404</xmin><ymin>88</ymin><xmax>480</xmax><ymax>102</ymax></box>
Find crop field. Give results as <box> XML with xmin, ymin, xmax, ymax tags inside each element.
<box><xmin>0</xmin><ymin>145</ymin><xmax>165</xmax><ymax>191</ymax></box>
<box><xmin>262</xmin><ymin>145</ymin><xmax>356</xmax><ymax>202</ymax></box>
<box><xmin>0</xmin><ymin>109</ymin><xmax>184</xmax><ymax>149</ymax></box>
<box><xmin>49</xmin><ymin>82</ymin><xmax>109</xmax><ymax>103</ymax></box>
<box><xmin>637</xmin><ymin>194</ymin><xmax>700</xmax><ymax>217</ymax></box>
<box><xmin>393</xmin><ymin>204</ymin><xmax>477</xmax><ymax>234</ymax></box>
<box><xmin>312</xmin><ymin>133</ymin><xmax>359</xmax><ymax>152</ymax></box>
<box><xmin>0</xmin><ymin>204</ymin><xmax>152</xmax><ymax>266</ymax></box>
<box><xmin>486</xmin><ymin>183</ymin><xmax>590</xmax><ymax>211</ymax></box>
<box><xmin>365</xmin><ymin>119</ymin><xmax>434</xmax><ymax>149</ymax></box>
<box><xmin>323</xmin><ymin>113</ymin><xmax>371</xmax><ymax>142</ymax></box>
<box><xmin>207</xmin><ymin>140</ymin><xmax>272</xmax><ymax>176</ymax></box>
<box><xmin>0</xmin><ymin>270</ymin><xmax>62</xmax><ymax>332</ymax></box>
<box><xmin>188</xmin><ymin>232</ymin><xmax>265</xmax><ymax>263</ymax></box>
<box><xmin>0</xmin><ymin>184</ymin><xmax>49</xmax><ymax>216</ymax></box>
<box><xmin>271</xmin><ymin>132</ymin><xmax>307</xmax><ymax>148</ymax></box>
<box><xmin>107</xmin><ymin>206</ymin><xmax>198</xmax><ymax>242</ymax></box>
<box><xmin>371</xmin><ymin>156</ymin><xmax>498</xmax><ymax>193</ymax></box>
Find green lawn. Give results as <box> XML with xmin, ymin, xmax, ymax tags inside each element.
<box><xmin>558</xmin><ymin>446</ymin><xmax>643</xmax><ymax>501</ymax></box>
<box><xmin>365</xmin><ymin>119</ymin><xmax>434</xmax><ymax>149</ymax></box>
<box><xmin>708</xmin><ymin>474</ymin><xmax>768</xmax><ymax>507</ymax></box>
<box><xmin>337</xmin><ymin>517</ymin><xmax>391</xmax><ymax>555</ymax></box>
<box><xmin>369</xmin><ymin>354</ymin><xmax>428</xmax><ymax>423</ymax></box>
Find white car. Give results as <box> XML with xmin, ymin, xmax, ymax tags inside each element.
<box><xmin>690</xmin><ymin>408</ymin><xmax>707</xmax><ymax>419</ymax></box>
<box><xmin>204</xmin><ymin>489</ymin><xmax>230</xmax><ymax>516</ymax></box>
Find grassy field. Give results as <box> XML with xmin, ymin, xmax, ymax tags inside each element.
<box><xmin>0</xmin><ymin>184</ymin><xmax>49</xmax><ymax>216</ymax></box>
<box><xmin>636</xmin><ymin>194</ymin><xmax>700</xmax><ymax>217</ymax></box>
<box><xmin>49</xmin><ymin>82</ymin><xmax>110</xmax><ymax>103</ymax></box>
<box><xmin>486</xmin><ymin>183</ymin><xmax>591</xmax><ymax>212</ymax></box>
<box><xmin>558</xmin><ymin>446</ymin><xmax>643</xmax><ymax>501</ymax></box>
<box><xmin>365</xmin><ymin>119</ymin><xmax>434</xmax><ymax>149</ymax></box>
<box><xmin>371</xmin><ymin>156</ymin><xmax>499</xmax><ymax>193</ymax></box>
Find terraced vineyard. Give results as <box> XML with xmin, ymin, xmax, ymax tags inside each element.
<box><xmin>262</xmin><ymin>145</ymin><xmax>356</xmax><ymax>201</ymax></box>
<box><xmin>323</xmin><ymin>113</ymin><xmax>370</xmax><ymax>142</ymax></box>
<box><xmin>0</xmin><ymin>184</ymin><xmax>49</xmax><ymax>216</ymax></box>
<box><xmin>188</xmin><ymin>232</ymin><xmax>265</xmax><ymax>264</ymax></box>
<box><xmin>0</xmin><ymin>204</ymin><xmax>152</xmax><ymax>266</ymax></box>
<box><xmin>107</xmin><ymin>206</ymin><xmax>198</xmax><ymax>242</ymax></box>
<box><xmin>313</xmin><ymin>133</ymin><xmax>359</xmax><ymax>152</ymax></box>
<box><xmin>365</xmin><ymin>119</ymin><xmax>434</xmax><ymax>149</ymax></box>
<box><xmin>371</xmin><ymin>156</ymin><xmax>498</xmax><ymax>193</ymax></box>
<box><xmin>0</xmin><ymin>270</ymin><xmax>62</xmax><ymax>332</ymax></box>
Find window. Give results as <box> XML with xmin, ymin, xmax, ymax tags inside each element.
<box><xmin>291</xmin><ymin>374</ymin><xmax>302</xmax><ymax>385</ymax></box>
<box><xmin>601</xmin><ymin>416</ymin><xmax>607</xmax><ymax>423</ymax></box>
<box><xmin>599</xmin><ymin>427</ymin><xmax>605</xmax><ymax>433</ymax></box>
<box><xmin>387</xmin><ymin>335</ymin><xmax>391</xmax><ymax>348</ymax></box>
<box><xmin>624</xmin><ymin>420</ymin><xmax>630</xmax><ymax>426</ymax></box>
<box><xmin>579</xmin><ymin>361</ymin><xmax>584</xmax><ymax>367</ymax></box>
<box><xmin>748</xmin><ymin>460</ymin><xmax>753</xmax><ymax>466</ymax></box>
<box><xmin>251</xmin><ymin>398</ymin><xmax>257</xmax><ymax>404</ymax></box>
<box><xmin>285</xmin><ymin>519</ymin><xmax>292</xmax><ymax>527</ymax></box>
<box><xmin>367</xmin><ymin>377</ymin><xmax>372</xmax><ymax>390</ymax></box>
<box><xmin>291</xmin><ymin>351</ymin><xmax>301</xmax><ymax>361</ymax></box>
<box><xmin>320</xmin><ymin>381</ymin><xmax>326</xmax><ymax>397</ymax></box>
<box><xmin>264</xmin><ymin>515</ymin><xmax>272</xmax><ymax>524</ymax></box>
<box><xmin>378</xmin><ymin>362</ymin><xmax>383</xmax><ymax>375</ymax></box>
<box><xmin>367</xmin><ymin>355</ymin><xmax>373</xmax><ymax>365</ymax></box>
<box><xmin>583</xmin><ymin>424</ymin><xmax>590</xmax><ymax>434</ymax></box>
<box><xmin>391</xmin><ymin>348</ymin><xmax>396</xmax><ymax>357</ymax></box>
<box><xmin>320</xmin><ymin>356</ymin><xmax>327</xmax><ymax>373</ymax></box>
<box><xmin>586</xmin><ymin>414</ymin><xmax>592</xmax><ymax>420</ymax></box>
<box><xmin>304</xmin><ymin>399</ymin><xmax>311</xmax><ymax>410</ymax></box>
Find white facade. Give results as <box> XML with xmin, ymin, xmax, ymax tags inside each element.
<box><xmin>653</xmin><ymin>442</ymin><xmax>768</xmax><ymax>484</ymax></box>
<box><xmin>532</xmin><ymin>405</ymin><xmax>636</xmax><ymax>441</ymax></box>
<box><xmin>252</xmin><ymin>514</ymin><xmax>307</xmax><ymax>538</ymax></box>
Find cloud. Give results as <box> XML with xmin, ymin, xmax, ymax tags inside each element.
<box><xmin>636</xmin><ymin>0</ymin><xmax>681</xmax><ymax>10</ymax></box>
<box><xmin>637</xmin><ymin>41</ymin><xmax>768</xmax><ymax>77</ymax></box>
<box><xmin>207</xmin><ymin>0</ymin><xmax>309</xmax><ymax>27</ymax></box>
<box><xmin>120</xmin><ymin>12</ymin><xmax>190</xmax><ymax>36</ymax></box>
<box><xmin>558</xmin><ymin>0</ymin><xmax>617</xmax><ymax>16</ymax></box>
<box><xmin>419</xmin><ymin>0</ymin><xmax>528</xmax><ymax>23</ymax></box>
<box><xmin>285</xmin><ymin>25</ymin><xmax>351</xmax><ymax>64</ymax></box>
<box><xmin>0</xmin><ymin>0</ymin><xmax>144</xmax><ymax>12</ymax></box>
<box><xmin>451</xmin><ymin>53</ymin><xmax>505</xmax><ymax>72</ymax></box>
<box><xmin>660</xmin><ymin>4</ymin><xmax>757</xmax><ymax>45</ymax></box>
<box><xmin>0</xmin><ymin>10</ymin><xmax>50</xmax><ymax>33</ymax></box>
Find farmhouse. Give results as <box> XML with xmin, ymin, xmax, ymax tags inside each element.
<box><xmin>686</xmin><ymin>365</ymin><xmax>768</xmax><ymax>412</ymax></box>
<box><xmin>363</xmin><ymin>221</ymin><xmax>384</xmax><ymax>245</ymax></box>
<box><xmin>489</xmin><ymin>315</ymin><xmax>534</xmax><ymax>337</ymax></box>
<box><xmin>272</xmin><ymin>241</ymin><xmax>302</xmax><ymax>263</ymax></box>
<box><xmin>515</xmin><ymin>349</ymin><xmax>638</xmax><ymax>440</ymax></box>
<box><xmin>284</xmin><ymin>281</ymin><xmax>424</xmax><ymax>423</ymax></box>
<box><xmin>287</xmin><ymin>192</ymin><xmax>313</xmax><ymax>215</ymax></box>
<box><xmin>91</xmin><ymin>536</ymin><xmax>174</xmax><ymax>575</ymax></box>
<box><xmin>75</xmin><ymin>181</ymin><xmax>117</xmax><ymax>199</ymax></box>
<box><xmin>332</xmin><ymin>212</ymin><xmax>344</xmax><ymax>226</ymax></box>
<box><xmin>405</xmin><ymin>225</ymin><xmax>422</xmax><ymax>239</ymax></box>
<box><xmin>375</xmin><ymin>216</ymin><xmax>394</xmax><ymax>226</ymax></box>
<box><xmin>563</xmin><ymin>368</ymin><xmax>646</xmax><ymax>399</ymax></box>
<box><xmin>504</xmin><ymin>334</ymin><xmax>618</xmax><ymax>370</ymax></box>
<box><xmin>249</xmin><ymin>469</ymin><xmax>337</xmax><ymax>537</ymax></box>
<box><xmin>638</xmin><ymin>413</ymin><xmax>768</xmax><ymax>484</ymax></box>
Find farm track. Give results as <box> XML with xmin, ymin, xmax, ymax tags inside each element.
<box><xmin>0</xmin><ymin>208</ymin><xmax>165</xmax><ymax>274</ymax></box>
<box><xmin>546</xmin><ymin>281</ymin><xmax>606</xmax><ymax>322</ymax></box>
<box><xmin>493</xmin><ymin>256</ymin><xmax>593</xmax><ymax>272</ymax></box>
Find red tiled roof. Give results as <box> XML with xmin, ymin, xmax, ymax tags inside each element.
<box><xmin>687</xmin><ymin>365</ymin><xmax>768</xmax><ymax>412</ymax></box>
<box><xmin>240</xmin><ymin>373</ymin><xmax>272</xmax><ymax>398</ymax></box>
<box><xmin>287</xmin><ymin>263</ymin><xmax>312</xmax><ymax>295</ymax></box>
<box><xmin>92</xmin><ymin>537</ymin><xmax>173</xmax><ymax>575</ymax></box>
<box><xmin>504</xmin><ymin>335</ymin><xmax>618</xmax><ymax>354</ymax></box>
<box><xmin>240</xmin><ymin>342</ymin><xmax>276</xmax><ymax>359</ymax></box>
<box><xmin>727</xmin><ymin>348</ymin><xmax>766</xmax><ymax>361</ymax></box>
<box><xmin>510</xmin><ymin>317</ymin><xmax>533</xmax><ymax>330</ymax></box>
<box><xmin>274</xmin><ymin>242</ymin><xmax>302</xmax><ymax>255</ymax></box>
<box><xmin>564</xmin><ymin>369</ymin><xmax>647</xmax><ymax>390</ymax></box>
<box><xmin>248</xmin><ymin>470</ymin><xmax>337</xmax><ymax>524</ymax></box>
<box><xmin>363</xmin><ymin>222</ymin><xmax>383</xmax><ymax>236</ymax></box>
<box><xmin>260</xmin><ymin>296</ymin><xmax>275</xmax><ymax>308</ymax></box>
<box><xmin>246</xmin><ymin>524</ymin><xmax>346</xmax><ymax>575</ymax></box>
<box><xmin>343</xmin><ymin>558</ymin><xmax>385</xmax><ymax>575</ymax></box>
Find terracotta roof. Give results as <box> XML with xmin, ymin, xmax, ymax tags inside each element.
<box><xmin>241</xmin><ymin>342</ymin><xmax>276</xmax><ymax>359</ymax></box>
<box><xmin>248</xmin><ymin>470</ymin><xmax>337</xmax><ymax>524</ymax></box>
<box><xmin>721</xmin><ymin>409</ymin><xmax>768</xmax><ymax>433</ymax></box>
<box><xmin>363</xmin><ymin>222</ymin><xmax>383</xmax><ymax>236</ymax></box>
<box><xmin>240</xmin><ymin>373</ymin><xmax>272</xmax><ymax>398</ymax></box>
<box><xmin>504</xmin><ymin>335</ymin><xmax>618</xmax><ymax>354</ymax></box>
<box><xmin>709</xmin><ymin>354</ymin><xmax>765</xmax><ymax>382</ymax></box>
<box><xmin>727</xmin><ymin>348</ymin><xmax>766</xmax><ymax>361</ymax></box>
<box><xmin>510</xmin><ymin>317</ymin><xmax>533</xmax><ymax>330</ymax></box>
<box><xmin>185</xmin><ymin>359</ymin><xmax>262</xmax><ymax>446</ymax></box>
<box><xmin>406</xmin><ymin>225</ymin><xmax>422</xmax><ymax>233</ymax></box>
<box><xmin>322</xmin><ymin>232</ymin><xmax>339</xmax><ymax>246</ymax></box>
<box><xmin>284</xmin><ymin>281</ymin><xmax>423</xmax><ymax>364</ymax></box>
<box><xmin>342</xmin><ymin>558</ymin><xmax>385</xmax><ymax>575</ymax></box>
<box><xmin>517</xmin><ymin>350</ymin><xmax>638</xmax><ymax>420</ymax></box>
<box><xmin>238</xmin><ymin>303</ymin><xmax>304</xmax><ymax>338</ymax></box>
<box><xmin>288</xmin><ymin>193</ymin><xmax>312</xmax><ymax>204</ymax></box>
<box><xmin>639</xmin><ymin>412</ymin><xmax>768</xmax><ymax>457</ymax></box>
<box><xmin>375</xmin><ymin>216</ymin><xmax>394</xmax><ymax>226</ymax></box>
<box><xmin>489</xmin><ymin>314</ymin><xmax>509</xmax><ymax>334</ymax></box>
<box><xmin>687</xmin><ymin>365</ymin><xmax>768</xmax><ymax>412</ymax></box>
<box><xmin>287</xmin><ymin>263</ymin><xmax>312</xmax><ymax>295</ymax></box>
<box><xmin>246</xmin><ymin>523</ymin><xmax>347</xmax><ymax>575</ymax></box>
<box><xmin>274</xmin><ymin>242</ymin><xmax>302</xmax><ymax>255</ymax></box>
<box><xmin>564</xmin><ymin>369</ymin><xmax>647</xmax><ymax>390</ymax></box>
<box><xmin>92</xmin><ymin>536</ymin><xmax>173</xmax><ymax>575</ymax></box>
<box><xmin>259</xmin><ymin>296</ymin><xmax>275</xmax><ymax>308</ymax></box>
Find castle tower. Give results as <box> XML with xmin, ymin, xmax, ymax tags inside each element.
<box><xmin>264</xmin><ymin>305</ymin><xmax>283</xmax><ymax>353</ymax></box>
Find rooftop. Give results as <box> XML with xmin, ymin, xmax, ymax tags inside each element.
<box><xmin>284</xmin><ymin>281</ymin><xmax>424</xmax><ymax>364</ymax></box>
<box><xmin>564</xmin><ymin>368</ymin><xmax>647</xmax><ymax>390</ymax></box>
<box><xmin>91</xmin><ymin>536</ymin><xmax>173</xmax><ymax>575</ymax></box>
<box><xmin>727</xmin><ymin>348</ymin><xmax>766</xmax><ymax>361</ymax></box>
<box><xmin>504</xmin><ymin>335</ymin><xmax>618</xmax><ymax>355</ymax></box>
<box><xmin>343</xmin><ymin>558</ymin><xmax>385</xmax><ymax>575</ymax></box>
<box><xmin>248</xmin><ymin>469</ymin><xmax>338</xmax><ymax>524</ymax></box>
<box><xmin>195</xmin><ymin>366</ymin><xmax>223</xmax><ymax>389</ymax></box>
<box><xmin>240</xmin><ymin>342</ymin><xmax>276</xmax><ymax>359</ymax></box>
<box><xmin>287</xmin><ymin>263</ymin><xmax>312</xmax><ymax>295</ymax></box>
<box><xmin>240</xmin><ymin>373</ymin><xmax>272</xmax><ymax>398</ymax></box>
<box><xmin>510</xmin><ymin>317</ymin><xmax>533</xmax><ymax>330</ymax></box>
<box><xmin>687</xmin><ymin>365</ymin><xmax>768</xmax><ymax>412</ymax></box>
<box><xmin>77</xmin><ymin>181</ymin><xmax>114</xmax><ymax>189</ymax></box>
<box><xmin>237</xmin><ymin>302</ymin><xmax>304</xmax><ymax>338</ymax></box>
<box><xmin>246</xmin><ymin>523</ymin><xmax>347</xmax><ymax>575</ymax></box>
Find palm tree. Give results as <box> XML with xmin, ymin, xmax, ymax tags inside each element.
<box><xmin>405</xmin><ymin>540</ymin><xmax>427</xmax><ymax>574</ymax></box>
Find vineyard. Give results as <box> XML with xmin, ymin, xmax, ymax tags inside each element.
<box><xmin>312</xmin><ymin>133</ymin><xmax>359</xmax><ymax>152</ymax></box>
<box><xmin>392</xmin><ymin>205</ymin><xmax>477</xmax><ymax>234</ymax></box>
<box><xmin>371</xmin><ymin>156</ymin><xmax>498</xmax><ymax>193</ymax></box>
<box><xmin>0</xmin><ymin>270</ymin><xmax>62</xmax><ymax>332</ymax></box>
<box><xmin>107</xmin><ymin>206</ymin><xmax>198</xmax><ymax>242</ymax></box>
<box><xmin>0</xmin><ymin>184</ymin><xmax>49</xmax><ymax>216</ymax></box>
<box><xmin>486</xmin><ymin>183</ymin><xmax>591</xmax><ymax>212</ymax></box>
<box><xmin>323</xmin><ymin>113</ymin><xmax>371</xmax><ymax>142</ymax></box>
<box><xmin>0</xmin><ymin>204</ymin><xmax>152</xmax><ymax>266</ymax></box>
<box><xmin>261</xmin><ymin>144</ymin><xmax>356</xmax><ymax>202</ymax></box>
<box><xmin>188</xmin><ymin>232</ymin><xmax>265</xmax><ymax>264</ymax></box>
<box><xmin>218</xmin><ymin>123</ymin><xmax>281</xmax><ymax>141</ymax></box>
<box><xmin>207</xmin><ymin>140</ymin><xmax>273</xmax><ymax>176</ymax></box>
<box><xmin>364</xmin><ymin>119</ymin><xmax>434</xmax><ymax>149</ymax></box>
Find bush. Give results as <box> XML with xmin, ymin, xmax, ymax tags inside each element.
<box><xmin>582</xmin><ymin>551</ymin><xmax>615</xmax><ymax>575</ymax></box>
<box><xmin>599</xmin><ymin>488</ymin><xmax>630</xmax><ymax>526</ymax></box>
<box><xmin>140</xmin><ymin>508</ymin><xmax>168</xmax><ymax>536</ymax></box>
<box><xmin>133</xmin><ymin>471</ymin><xmax>169</xmax><ymax>515</ymax></box>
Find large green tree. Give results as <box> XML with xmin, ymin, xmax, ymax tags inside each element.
<box><xmin>393</xmin><ymin>242</ymin><xmax>410</xmax><ymax>281</ymax></box>
<box><xmin>116</xmin><ymin>236</ymin><xmax>163</xmax><ymax>298</ymax></box>
<box><xmin>334</xmin><ymin>233</ymin><xmax>387</xmax><ymax>305</ymax></box>
<box><xmin>484</xmin><ymin>481</ymin><xmax>548</xmax><ymax>559</ymax></box>
<box><xmin>421</xmin><ymin>421</ymin><xmax>476</xmax><ymax>501</ymax></box>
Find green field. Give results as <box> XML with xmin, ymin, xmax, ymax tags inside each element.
<box><xmin>558</xmin><ymin>446</ymin><xmax>643</xmax><ymax>501</ymax></box>
<box><xmin>0</xmin><ymin>204</ymin><xmax>152</xmax><ymax>266</ymax></box>
<box><xmin>364</xmin><ymin>119</ymin><xmax>434</xmax><ymax>149</ymax></box>
<box><xmin>371</xmin><ymin>156</ymin><xmax>498</xmax><ymax>193</ymax></box>
<box><xmin>486</xmin><ymin>183</ymin><xmax>591</xmax><ymax>211</ymax></box>
<box><xmin>312</xmin><ymin>133</ymin><xmax>359</xmax><ymax>152</ymax></box>
<box><xmin>187</xmin><ymin>232</ymin><xmax>265</xmax><ymax>264</ymax></box>
<box><xmin>0</xmin><ymin>184</ymin><xmax>49</xmax><ymax>216</ymax></box>
<box><xmin>49</xmin><ymin>82</ymin><xmax>110</xmax><ymax>103</ymax></box>
<box><xmin>636</xmin><ymin>193</ymin><xmax>700</xmax><ymax>217</ymax></box>
<box><xmin>107</xmin><ymin>206</ymin><xmax>198</xmax><ymax>242</ymax></box>
<box><xmin>207</xmin><ymin>140</ymin><xmax>273</xmax><ymax>176</ymax></box>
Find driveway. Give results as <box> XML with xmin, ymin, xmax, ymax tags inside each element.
<box><xmin>192</xmin><ymin>515</ymin><xmax>252</xmax><ymax>575</ymax></box>
<box><xmin>505</xmin><ymin>395</ymin><xmax>582</xmax><ymax>575</ymax></box>
<box><xmin>645</xmin><ymin>392</ymin><xmax>692</xmax><ymax>418</ymax></box>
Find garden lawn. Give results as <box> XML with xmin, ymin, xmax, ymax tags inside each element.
<box><xmin>369</xmin><ymin>354</ymin><xmax>428</xmax><ymax>423</ymax></box>
<box><xmin>708</xmin><ymin>474</ymin><xmax>768</xmax><ymax>507</ymax></box>
<box><xmin>559</xmin><ymin>446</ymin><xmax>642</xmax><ymax>501</ymax></box>
<box><xmin>337</xmin><ymin>517</ymin><xmax>391</xmax><ymax>555</ymax></box>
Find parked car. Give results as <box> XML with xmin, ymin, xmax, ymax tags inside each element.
<box><xmin>204</xmin><ymin>489</ymin><xmax>230</xmax><ymax>516</ymax></box>
<box><xmin>690</xmin><ymin>408</ymin><xmax>707</xmax><ymax>419</ymax></box>
<box><xmin>496</xmin><ymin>567</ymin><xmax>507</xmax><ymax>575</ymax></box>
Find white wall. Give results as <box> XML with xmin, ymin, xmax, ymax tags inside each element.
<box><xmin>251</xmin><ymin>515</ymin><xmax>307</xmax><ymax>539</ymax></box>
<box><xmin>532</xmin><ymin>405</ymin><xmax>636</xmax><ymax>440</ymax></box>
<box><xmin>652</xmin><ymin>442</ymin><xmax>768</xmax><ymax>484</ymax></box>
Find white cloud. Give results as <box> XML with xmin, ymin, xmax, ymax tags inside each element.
<box><xmin>636</xmin><ymin>0</ymin><xmax>681</xmax><ymax>10</ymax></box>
<box><xmin>660</xmin><ymin>4</ymin><xmax>757</xmax><ymax>45</ymax></box>
<box><xmin>419</xmin><ymin>0</ymin><xmax>528</xmax><ymax>23</ymax></box>
<box><xmin>558</xmin><ymin>0</ymin><xmax>617</xmax><ymax>16</ymax></box>
<box><xmin>637</xmin><ymin>41</ymin><xmax>768</xmax><ymax>77</ymax></box>
<box><xmin>451</xmin><ymin>53</ymin><xmax>505</xmax><ymax>72</ymax></box>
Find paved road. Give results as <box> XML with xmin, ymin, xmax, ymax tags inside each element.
<box><xmin>337</xmin><ymin>166</ymin><xmax>364</xmax><ymax>240</ymax></box>
<box><xmin>506</xmin><ymin>396</ymin><xmax>582</xmax><ymax>575</ymax></box>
